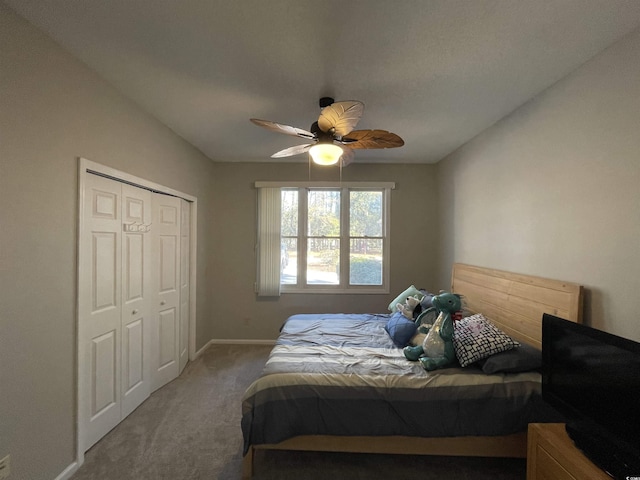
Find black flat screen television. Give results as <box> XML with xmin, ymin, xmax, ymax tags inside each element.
<box><xmin>542</xmin><ymin>313</ymin><xmax>640</xmax><ymax>479</ymax></box>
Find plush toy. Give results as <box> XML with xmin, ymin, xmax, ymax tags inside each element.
<box><xmin>403</xmin><ymin>292</ymin><xmax>462</xmax><ymax>371</ymax></box>
<box><xmin>397</xmin><ymin>295</ymin><xmax>421</xmax><ymax>320</ymax></box>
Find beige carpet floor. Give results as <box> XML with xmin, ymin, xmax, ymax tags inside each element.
<box><xmin>71</xmin><ymin>344</ymin><xmax>526</xmax><ymax>480</ymax></box>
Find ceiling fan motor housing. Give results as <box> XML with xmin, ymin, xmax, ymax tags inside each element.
<box><xmin>310</xmin><ymin>121</ymin><xmax>335</xmax><ymax>141</ymax></box>
<box><xmin>319</xmin><ymin>97</ymin><xmax>334</xmax><ymax>108</ymax></box>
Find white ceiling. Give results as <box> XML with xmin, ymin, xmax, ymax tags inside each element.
<box><xmin>6</xmin><ymin>0</ymin><xmax>640</xmax><ymax>164</ymax></box>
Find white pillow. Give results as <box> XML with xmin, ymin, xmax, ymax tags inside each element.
<box><xmin>388</xmin><ymin>285</ymin><xmax>424</xmax><ymax>313</ymax></box>
<box><xmin>453</xmin><ymin>313</ymin><xmax>519</xmax><ymax>367</ymax></box>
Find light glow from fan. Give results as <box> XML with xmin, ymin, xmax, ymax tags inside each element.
<box><xmin>309</xmin><ymin>143</ymin><xmax>343</xmax><ymax>166</ymax></box>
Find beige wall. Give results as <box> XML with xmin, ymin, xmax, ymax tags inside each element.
<box><xmin>210</xmin><ymin>162</ymin><xmax>438</xmax><ymax>340</ymax></box>
<box><xmin>0</xmin><ymin>5</ymin><xmax>216</xmax><ymax>479</ymax></box>
<box><xmin>435</xmin><ymin>27</ymin><xmax>640</xmax><ymax>342</ymax></box>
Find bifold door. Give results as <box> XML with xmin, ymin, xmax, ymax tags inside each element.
<box><xmin>79</xmin><ymin>173</ymin><xmax>190</xmax><ymax>451</ymax></box>
<box><xmin>78</xmin><ymin>174</ymin><xmax>153</xmax><ymax>449</ymax></box>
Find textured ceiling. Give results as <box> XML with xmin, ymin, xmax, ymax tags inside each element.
<box><xmin>6</xmin><ymin>0</ymin><xmax>640</xmax><ymax>164</ymax></box>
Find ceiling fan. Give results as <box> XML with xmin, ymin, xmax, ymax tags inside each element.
<box><xmin>250</xmin><ymin>97</ymin><xmax>404</xmax><ymax>166</ymax></box>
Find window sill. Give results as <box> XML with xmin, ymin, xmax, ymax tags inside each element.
<box><xmin>280</xmin><ymin>287</ymin><xmax>390</xmax><ymax>295</ymax></box>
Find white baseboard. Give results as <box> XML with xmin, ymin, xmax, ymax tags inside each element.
<box><xmin>193</xmin><ymin>338</ymin><xmax>275</xmax><ymax>358</ymax></box>
<box><xmin>193</xmin><ymin>339</ymin><xmax>215</xmax><ymax>358</ymax></box>
<box><xmin>55</xmin><ymin>460</ymin><xmax>79</xmax><ymax>480</ymax></box>
<box><xmin>209</xmin><ymin>338</ymin><xmax>276</xmax><ymax>346</ymax></box>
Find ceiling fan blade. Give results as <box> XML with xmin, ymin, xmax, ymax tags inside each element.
<box><xmin>339</xmin><ymin>148</ymin><xmax>355</xmax><ymax>167</ymax></box>
<box><xmin>317</xmin><ymin>101</ymin><xmax>364</xmax><ymax>137</ymax></box>
<box><xmin>271</xmin><ymin>143</ymin><xmax>313</xmax><ymax>158</ymax></box>
<box><xmin>340</xmin><ymin>129</ymin><xmax>404</xmax><ymax>149</ymax></box>
<box><xmin>250</xmin><ymin>118</ymin><xmax>315</xmax><ymax>140</ymax></box>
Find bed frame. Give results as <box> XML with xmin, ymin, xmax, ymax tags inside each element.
<box><xmin>242</xmin><ymin>263</ymin><xmax>583</xmax><ymax>478</ymax></box>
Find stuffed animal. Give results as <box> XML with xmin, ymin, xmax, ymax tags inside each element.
<box><xmin>397</xmin><ymin>295</ymin><xmax>421</xmax><ymax>320</ymax></box>
<box><xmin>403</xmin><ymin>292</ymin><xmax>462</xmax><ymax>371</ymax></box>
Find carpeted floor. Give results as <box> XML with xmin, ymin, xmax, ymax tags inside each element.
<box><xmin>71</xmin><ymin>344</ymin><xmax>526</xmax><ymax>480</ymax></box>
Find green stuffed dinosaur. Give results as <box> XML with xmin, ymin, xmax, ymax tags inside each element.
<box><xmin>403</xmin><ymin>292</ymin><xmax>462</xmax><ymax>371</ymax></box>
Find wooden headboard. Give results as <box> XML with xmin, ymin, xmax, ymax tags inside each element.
<box><xmin>451</xmin><ymin>263</ymin><xmax>583</xmax><ymax>350</ymax></box>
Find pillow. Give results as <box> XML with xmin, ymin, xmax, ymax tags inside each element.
<box><xmin>477</xmin><ymin>342</ymin><xmax>541</xmax><ymax>374</ymax></box>
<box><xmin>388</xmin><ymin>285</ymin><xmax>424</xmax><ymax>313</ymax></box>
<box><xmin>419</xmin><ymin>291</ymin><xmax>434</xmax><ymax>309</ymax></box>
<box><xmin>453</xmin><ymin>313</ymin><xmax>519</xmax><ymax>367</ymax></box>
<box><xmin>385</xmin><ymin>313</ymin><xmax>418</xmax><ymax>347</ymax></box>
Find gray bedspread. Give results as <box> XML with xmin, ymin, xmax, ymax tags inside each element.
<box><xmin>241</xmin><ymin>313</ymin><xmax>546</xmax><ymax>454</ymax></box>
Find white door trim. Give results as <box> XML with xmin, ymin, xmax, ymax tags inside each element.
<box><xmin>76</xmin><ymin>157</ymin><xmax>198</xmax><ymax>467</ymax></box>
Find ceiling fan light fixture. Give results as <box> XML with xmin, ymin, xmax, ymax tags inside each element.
<box><xmin>309</xmin><ymin>143</ymin><xmax>343</xmax><ymax>165</ymax></box>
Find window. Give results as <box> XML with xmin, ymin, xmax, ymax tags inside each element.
<box><xmin>260</xmin><ymin>182</ymin><xmax>392</xmax><ymax>294</ymax></box>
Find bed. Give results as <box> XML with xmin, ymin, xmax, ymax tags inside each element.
<box><xmin>241</xmin><ymin>263</ymin><xmax>584</xmax><ymax>478</ymax></box>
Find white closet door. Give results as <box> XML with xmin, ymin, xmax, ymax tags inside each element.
<box><xmin>79</xmin><ymin>173</ymin><xmax>123</xmax><ymax>450</ymax></box>
<box><xmin>179</xmin><ymin>199</ymin><xmax>190</xmax><ymax>373</ymax></box>
<box><xmin>151</xmin><ymin>194</ymin><xmax>181</xmax><ymax>391</ymax></box>
<box><xmin>79</xmin><ymin>176</ymin><xmax>153</xmax><ymax>450</ymax></box>
<box><xmin>120</xmin><ymin>184</ymin><xmax>152</xmax><ymax>419</ymax></box>
<box><xmin>78</xmin><ymin>163</ymin><xmax>194</xmax><ymax>454</ymax></box>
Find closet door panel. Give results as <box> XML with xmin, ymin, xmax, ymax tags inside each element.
<box><xmin>92</xmin><ymin>233</ymin><xmax>118</xmax><ymax>312</ymax></box>
<box><xmin>91</xmin><ymin>330</ymin><xmax>117</xmax><ymax>416</ymax></box>
<box><xmin>123</xmin><ymin>319</ymin><xmax>143</xmax><ymax>391</ymax></box>
<box><xmin>80</xmin><ymin>174</ymin><xmax>122</xmax><ymax>450</ymax></box>
<box><xmin>151</xmin><ymin>194</ymin><xmax>181</xmax><ymax>392</ymax></box>
<box><xmin>159</xmin><ymin>235</ymin><xmax>178</xmax><ymax>292</ymax></box>
<box><xmin>159</xmin><ymin>308</ymin><xmax>177</xmax><ymax>367</ymax></box>
<box><xmin>120</xmin><ymin>184</ymin><xmax>152</xmax><ymax>419</ymax></box>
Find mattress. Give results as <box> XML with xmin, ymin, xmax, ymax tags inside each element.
<box><xmin>241</xmin><ymin>313</ymin><xmax>546</xmax><ymax>454</ymax></box>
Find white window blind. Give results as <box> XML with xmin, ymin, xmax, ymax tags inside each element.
<box><xmin>256</xmin><ymin>187</ymin><xmax>281</xmax><ymax>296</ymax></box>
<box><xmin>256</xmin><ymin>181</ymin><xmax>394</xmax><ymax>294</ymax></box>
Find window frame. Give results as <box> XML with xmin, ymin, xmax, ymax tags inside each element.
<box><xmin>257</xmin><ymin>181</ymin><xmax>394</xmax><ymax>295</ymax></box>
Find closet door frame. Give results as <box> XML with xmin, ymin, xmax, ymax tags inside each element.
<box><xmin>76</xmin><ymin>157</ymin><xmax>198</xmax><ymax>466</ymax></box>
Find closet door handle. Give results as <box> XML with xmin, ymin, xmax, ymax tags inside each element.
<box><xmin>132</xmin><ymin>309</ymin><xmax>139</xmax><ymax>315</ymax></box>
<box><xmin>160</xmin><ymin>300</ymin><xmax>166</xmax><ymax>306</ymax></box>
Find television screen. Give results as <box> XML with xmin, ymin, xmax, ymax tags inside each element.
<box><xmin>542</xmin><ymin>314</ymin><xmax>640</xmax><ymax>477</ymax></box>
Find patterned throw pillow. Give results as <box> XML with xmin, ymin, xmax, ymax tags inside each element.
<box><xmin>453</xmin><ymin>313</ymin><xmax>519</xmax><ymax>367</ymax></box>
